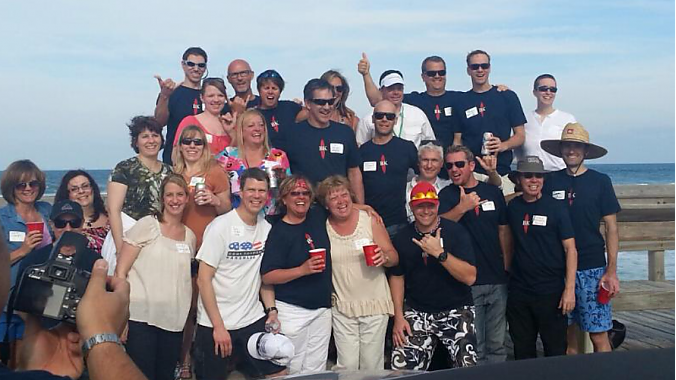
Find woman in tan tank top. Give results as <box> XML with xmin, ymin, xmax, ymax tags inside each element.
<box><xmin>317</xmin><ymin>176</ymin><xmax>399</xmax><ymax>371</ymax></box>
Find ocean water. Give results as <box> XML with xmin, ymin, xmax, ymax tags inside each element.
<box><xmin>2</xmin><ymin>163</ymin><xmax>674</xmax><ymax>280</ymax></box>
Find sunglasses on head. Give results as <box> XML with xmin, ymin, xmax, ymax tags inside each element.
<box><xmin>290</xmin><ymin>191</ymin><xmax>311</xmax><ymax>197</ymax></box>
<box><xmin>425</xmin><ymin>70</ymin><xmax>446</xmax><ymax>77</ymax></box>
<box><xmin>181</xmin><ymin>138</ymin><xmax>205</xmax><ymax>146</ymax></box>
<box><xmin>310</xmin><ymin>98</ymin><xmax>336</xmax><ymax>106</ymax></box>
<box><xmin>522</xmin><ymin>173</ymin><xmax>545</xmax><ymax>179</ymax></box>
<box><xmin>15</xmin><ymin>180</ymin><xmax>40</xmax><ymax>190</ymax></box>
<box><xmin>53</xmin><ymin>218</ymin><xmax>83</xmax><ymax>229</ymax></box>
<box><xmin>420</xmin><ymin>139</ymin><xmax>443</xmax><ymax>148</ymax></box>
<box><xmin>374</xmin><ymin>112</ymin><xmax>396</xmax><ymax>121</ymax></box>
<box><xmin>445</xmin><ymin>161</ymin><xmax>467</xmax><ymax>170</ymax></box>
<box><xmin>183</xmin><ymin>60</ymin><xmax>206</xmax><ymax>69</ymax></box>
<box><xmin>537</xmin><ymin>86</ymin><xmax>558</xmax><ymax>93</ymax></box>
<box><xmin>469</xmin><ymin>63</ymin><xmax>491</xmax><ymax>71</ymax></box>
<box><xmin>411</xmin><ymin>191</ymin><xmax>438</xmax><ymax>201</ymax></box>
<box><xmin>259</xmin><ymin>70</ymin><xmax>281</xmax><ymax>79</ymax></box>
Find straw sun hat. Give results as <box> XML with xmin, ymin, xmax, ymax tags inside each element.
<box><xmin>540</xmin><ymin>122</ymin><xmax>608</xmax><ymax>160</ymax></box>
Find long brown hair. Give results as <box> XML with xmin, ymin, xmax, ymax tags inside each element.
<box><xmin>172</xmin><ymin>125</ymin><xmax>216</xmax><ymax>176</ymax></box>
<box><xmin>156</xmin><ymin>174</ymin><xmax>189</xmax><ymax>222</ymax></box>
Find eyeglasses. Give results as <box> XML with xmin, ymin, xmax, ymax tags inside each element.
<box><xmin>228</xmin><ymin>70</ymin><xmax>252</xmax><ymax>78</ymax></box>
<box><xmin>289</xmin><ymin>191</ymin><xmax>311</xmax><ymax>197</ymax></box>
<box><xmin>183</xmin><ymin>60</ymin><xmax>206</xmax><ymax>69</ymax></box>
<box><xmin>425</xmin><ymin>70</ymin><xmax>446</xmax><ymax>77</ymax></box>
<box><xmin>15</xmin><ymin>180</ymin><xmax>40</xmax><ymax>190</ymax></box>
<box><xmin>309</xmin><ymin>98</ymin><xmax>336</xmax><ymax>106</ymax></box>
<box><xmin>469</xmin><ymin>63</ymin><xmax>491</xmax><ymax>71</ymax></box>
<box><xmin>68</xmin><ymin>183</ymin><xmax>91</xmax><ymax>194</ymax></box>
<box><xmin>522</xmin><ymin>173</ymin><xmax>545</xmax><ymax>179</ymax></box>
<box><xmin>445</xmin><ymin>161</ymin><xmax>467</xmax><ymax>170</ymax></box>
<box><xmin>374</xmin><ymin>112</ymin><xmax>396</xmax><ymax>121</ymax></box>
<box><xmin>53</xmin><ymin>218</ymin><xmax>83</xmax><ymax>229</ymax></box>
<box><xmin>181</xmin><ymin>138</ymin><xmax>205</xmax><ymax>146</ymax></box>
<box><xmin>537</xmin><ymin>86</ymin><xmax>558</xmax><ymax>93</ymax></box>
<box><xmin>411</xmin><ymin>191</ymin><xmax>438</xmax><ymax>201</ymax></box>
<box><xmin>333</xmin><ymin>85</ymin><xmax>345</xmax><ymax>93</ymax></box>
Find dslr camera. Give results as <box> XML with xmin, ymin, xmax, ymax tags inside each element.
<box><xmin>13</xmin><ymin>232</ymin><xmax>92</xmax><ymax>323</ymax></box>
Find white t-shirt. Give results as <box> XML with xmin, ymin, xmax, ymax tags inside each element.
<box><xmin>196</xmin><ymin>210</ymin><xmax>271</xmax><ymax>329</ymax></box>
<box><xmin>516</xmin><ymin>109</ymin><xmax>577</xmax><ymax>171</ymax></box>
<box><xmin>356</xmin><ymin>103</ymin><xmax>435</xmax><ymax>148</ymax></box>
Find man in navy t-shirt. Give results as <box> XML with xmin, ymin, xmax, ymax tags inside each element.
<box><xmin>541</xmin><ymin>123</ymin><xmax>621</xmax><ymax>354</ymax></box>
<box><xmin>154</xmin><ymin>47</ymin><xmax>207</xmax><ymax>164</ymax></box>
<box><xmin>454</xmin><ymin>50</ymin><xmax>526</xmax><ymax>194</ymax></box>
<box><xmin>279</xmin><ymin>79</ymin><xmax>364</xmax><ymax>203</ymax></box>
<box><xmin>255</xmin><ymin>69</ymin><xmax>303</xmax><ymax>149</ymax></box>
<box><xmin>359</xmin><ymin>100</ymin><xmax>418</xmax><ymax>237</ymax></box>
<box><xmin>506</xmin><ymin>156</ymin><xmax>577</xmax><ymax>360</ymax></box>
<box><xmin>438</xmin><ymin>145</ymin><xmax>510</xmax><ymax>364</ymax></box>
<box><xmin>389</xmin><ymin>182</ymin><xmax>477</xmax><ymax>370</ymax></box>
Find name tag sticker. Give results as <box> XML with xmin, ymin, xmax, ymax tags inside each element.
<box><xmin>444</xmin><ymin>107</ymin><xmax>452</xmax><ymax>116</ymax></box>
<box><xmin>363</xmin><ymin>161</ymin><xmax>377</xmax><ymax>171</ymax></box>
<box><xmin>189</xmin><ymin>176</ymin><xmax>206</xmax><ymax>187</ymax></box>
<box><xmin>330</xmin><ymin>143</ymin><xmax>344</xmax><ymax>154</ymax></box>
<box><xmin>440</xmin><ymin>237</ymin><xmax>444</xmax><ymax>248</ymax></box>
<box><xmin>176</xmin><ymin>243</ymin><xmax>191</xmax><ymax>254</ymax></box>
<box><xmin>231</xmin><ymin>226</ymin><xmax>244</xmax><ymax>237</ymax></box>
<box><xmin>205</xmin><ymin>134</ymin><xmax>213</xmax><ymax>144</ymax></box>
<box><xmin>9</xmin><ymin>231</ymin><xmax>25</xmax><ymax>242</ymax></box>
<box><xmin>552</xmin><ymin>190</ymin><xmax>565</xmax><ymax>200</ymax></box>
<box><xmin>354</xmin><ymin>238</ymin><xmax>371</xmax><ymax>250</ymax></box>
<box><xmin>481</xmin><ymin>201</ymin><xmax>496</xmax><ymax>211</ymax></box>
<box><xmin>465</xmin><ymin>107</ymin><xmax>479</xmax><ymax>118</ymax></box>
<box><xmin>532</xmin><ymin>215</ymin><xmax>548</xmax><ymax>226</ymax></box>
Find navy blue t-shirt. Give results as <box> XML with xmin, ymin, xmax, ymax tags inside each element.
<box><xmin>506</xmin><ymin>195</ymin><xmax>575</xmax><ymax>296</ymax></box>
<box><xmin>261</xmin><ymin>207</ymin><xmax>332</xmax><ymax>309</ymax></box>
<box><xmin>257</xmin><ymin>100</ymin><xmax>302</xmax><ymax>149</ymax></box>
<box><xmin>279</xmin><ymin>121</ymin><xmax>361</xmax><ymax>185</ymax></box>
<box><xmin>455</xmin><ymin>87</ymin><xmax>526</xmax><ymax>175</ymax></box>
<box><xmin>438</xmin><ymin>182</ymin><xmax>508</xmax><ymax>285</ymax></box>
<box><xmin>389</xmin><ymin>219</ymin><xmax>475</xmax><ymax>312</ymax></box>
<box><xmin>161</xmin><ymin>85</ymin><xmax>202</xmax><ymax>164</ymax></box>
<box><xmin>543</xmin><ymin>169</ymin><xmax>621</xmax><ymax>270</ymax></box>
<box><xmin>0</xmin><ymin>365</ymin><xmax>70</xmax><ymax>380</ymax></box>
<box><xmin>359</xmin><ymin>137</ymin><xmax>418</xmax><ymax>227</ymax></box>
<box><xmin>404</xmin><ymin>90</ymin><xmax>463</xmax><ymax>151</ymax></box>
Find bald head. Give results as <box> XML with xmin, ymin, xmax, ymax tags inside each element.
<box><xmin>374</xmin><ymin>100</ymin><xmax>396</xmax><ymax>113</ymax></box>
<box><xmin>372</xmin><ymin>100</ymin><xmax>398</xmax><ymax>138</ymax></box>
<box><xmin>227</xmin><ymin>59</ymin><xmax>254</xmax><ymax>96</ymax></box>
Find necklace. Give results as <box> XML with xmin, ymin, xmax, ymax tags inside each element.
<box><xmin>414</xmin><ymin>217</ymin><xmax>441</xmax><ymax>237</ymax></box>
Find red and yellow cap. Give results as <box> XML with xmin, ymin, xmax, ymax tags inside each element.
<box><xmin>409</xmin><ymin>182</ymin><xmax>439</xmax><ymax>207</ymax></box>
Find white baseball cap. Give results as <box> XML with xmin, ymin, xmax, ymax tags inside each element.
<box><xmin>247</xmin><ymin>332</ymin><xmax>295</xmax><ymax>366</ymax></box>
<box><xmin>380</xmin><ymin>72</ymin><xmax>405</xmax><ymax>88</ymax></box>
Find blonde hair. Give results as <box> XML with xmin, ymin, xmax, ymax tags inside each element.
<box><xmin>235</xmin><ymin>109</ymin><xmax>271</xmax><ymax>153</ymax></box>
<box><xmin>156</xmin><ymin>174</ymin><xmax>189</xmax><ymax>222</ymax></box>
<box><xmin>172</xmin><ymin>125</ymin><xmax>216</xmax><ymax>175</ymax></box>
<box><xmin>316</xmin><ymin>175</ymin><xmax>355</xmax><ymax>207</ymax></box>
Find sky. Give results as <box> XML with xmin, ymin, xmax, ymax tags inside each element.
<box><xmin>1</xmin><ymin>0</ymin><xmax>674</xmax><ymax>169</ymax></box>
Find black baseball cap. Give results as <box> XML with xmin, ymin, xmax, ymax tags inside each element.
<box><xmin>50</xmin><ymin>200</ymin><xmax>84</xmax><ymax>221</ymax></box>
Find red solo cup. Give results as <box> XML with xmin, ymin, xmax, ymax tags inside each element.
<box><xmin>26</xmin><ymin>222</ymin><xmax>44</xmax><ymax>234</ymax></box>
<box><xmin>363</xmin><ymin>244</ymin><xmax>378</xmax><ymax>266</ymax></box>
<box><xmin>309</xmin><ymin>248</ymin><xmax>326</xmax><ymax>271</ymax></box>
<box><xmin>597</xmin><ymin>282</ymin><xmax>611</xmax><ymax>304</ymax></box>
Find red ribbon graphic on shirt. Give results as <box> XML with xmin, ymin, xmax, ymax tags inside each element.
<box><xmin>479</xmin><ymin>101</ymin><xmax>485</xmax><ymax>117</ymax></box>
<box><xmin>271</xmin><ymin>116</ymin><xmax>279</xmax><ymax>133</ymax></box>
<box><xmin>523</xmin><ymin>213</ymin><xmax>530</xmax><ymax>234</ymax></box>
<box><xmin>193</xmin><ymin>99</ymin><xmax>199</xmax><ymax>115</ymax></box>
<box><xmin>380</xmin><ymin>154</ymin><xmax>387</xmax><ymax>173</ymax></box>
<box><xmin>305</xmin><ymin>233</ymin><xmax>315</xmax><ymax>250</ymax></box>
<box><xmin>434</xmin><ymin>104</ymin><xmax>441</xmax><ymax>121</ymax></box>
<box><xmin>568</xmin><ymin>188</ymin><xmax>575</xmax><ymax>206</ymax></box>
<box><xmin>319</xmin><ymin>139</ymin><xmax>327</xmax><ymax>159</ymax></box>
<box><xmin>475</xmin><ymin>205</ymin><xmax>480</xmax><ymax>216</ymax></box>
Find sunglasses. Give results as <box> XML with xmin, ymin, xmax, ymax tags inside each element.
<box><xmin>445</xmin><ymin>161</ymin><xmax>467</xmax><ymax>170</ymax></box>
<box><xmin>425</xmin><ymin>70</ymin><xmax>446</xmax><ymax>77</ymax></box>
<box><xmin>411</xmin><ymin>191</ymin><xmax>438</xmax><ymax>201</ymax></box>
<box><xmin>15</xmin><ymin>180</ymin><xmax>40</xmax><ymax>190</ymax></box>
<box><xmin>537</xmin><ymin>86</ymin><xmax>558</xmax><ymax>93</ymax></box>
<box><xmin>68</xmin><ymin>182</ymin><xmax>91</xmax><ymax>194</ymax></box>
<box><xmin>469</xmin><ymin>63</ymin><xmax>491</xmax><ymax>71</ymax></box>
<box><xmin>181</xmin><ymin>138</ymin><xmax>205</xmax><ymax>146</ymax></box>
<box><xmin>183</xmin><ymin>60</ymin><xmax>206</xmax><ymax>69</ymax></box>
<box><xmin>290</xmin><ymin>191</ymin><xmax>311</xmax><ymax>197</ymax></box>
<box><xmin>421</xmin><ymin>139</ymin><xmax>443</xmax><ymax>147</ymax></box>
<box><xmin>374</xmin><ymin>112</ymin><xmax>396</xmax><ymax>121</ymax></box>
<box><xmin>310</xmin><ymin>98</ymin><xmax>336</xmax><ymax>106</ymax></box>
<box><xmin>333</xmin><ymin>85</ymin><xmax>345</xmax><ymax>93</ymax></box>
<box><xmin>53</xmin><ymin>218</ymin><xmax>83</xmax><ymax>229</ymax></box>
<box><xmin>259</xmin><ymin>70</ymin><xmax>281</xmax><ymax>79</ymax></box>
<box><xmin>522</xmin><ymin>173</ymin><xmax>545</xmax><ymax>179</ymax></box>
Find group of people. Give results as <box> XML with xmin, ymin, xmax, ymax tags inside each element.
<box><xmin>0</xmin><ymin>46</ymin><xmax>622</xmax><ymax>380</ymax></box>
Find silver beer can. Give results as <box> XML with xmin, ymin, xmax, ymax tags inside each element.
<box><xmin>481</xmin><ymin>132</ymin><xmax>493</xmax><ymax>155</ymax></box>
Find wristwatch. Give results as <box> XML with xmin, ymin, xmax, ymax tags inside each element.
<box><xmin>438</xmin><ymin>250</ymin><xmax>448</xmax><ymax>263</ymax></box>
<box><xmin>81</xmin><ymin>333</ymin><xmax>124</xmax><ymax>359</ymax></box>
<box><xmin>265</xmin><ymin>306</ymin><xmax>278</xmax><ymax>315</ymax></box>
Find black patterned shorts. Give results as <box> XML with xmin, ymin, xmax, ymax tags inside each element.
<box><xmin>391</xmin><ymin>305</ymin><xmax>477</xmax><ymax>370</ymax></box>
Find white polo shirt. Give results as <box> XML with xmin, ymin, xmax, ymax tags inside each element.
<box><xmin>516</xmin><ymin>109</ymin><xmax>577</xmax><ymax>171</ymax></box>
<box><xmin>356</xmin><ymin>103</ymin><xmax>436</xmax><ymax>148</ymax></box>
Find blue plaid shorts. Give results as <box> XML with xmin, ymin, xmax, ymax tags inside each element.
<box><xmin>568</xmin><ymin>267</ymin><xmax>612</xmax><ymax>333</ymax></box>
